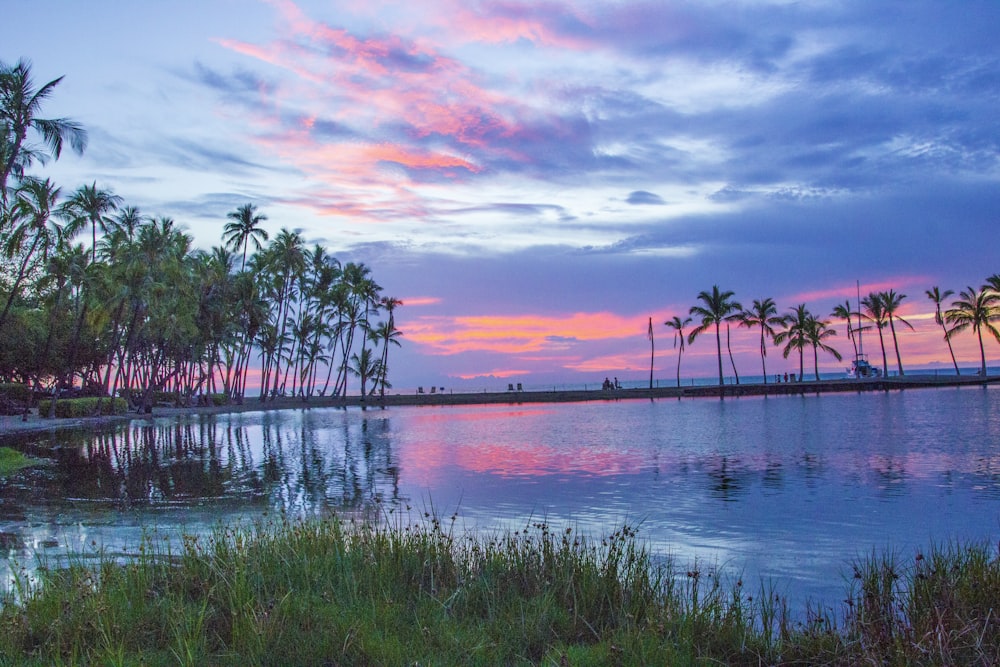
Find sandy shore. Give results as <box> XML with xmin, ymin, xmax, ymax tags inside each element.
<box><xmin>1</xmin><ymin>374</ymin><xmax>996</xmax><ymax>438</ymax></box>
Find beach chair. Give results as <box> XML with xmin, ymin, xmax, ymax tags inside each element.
<box><xmin>517</xmin><ymin>383</ymin><xmax>523</xmax><ymax>391</ymax></box>
<box><xmin>507</xmin><ymin>383</ymin><xmax>514</xmax><ymax>391</ymax></box>
<box><xmin>430</xmin><ymin>386</ymin><xmax>436</xmax><ymax>394</ymax></box>
<box><xmin>417</xmin><ymin>386</ymin><xmax>424</xmax><ymax>394</ymax></box>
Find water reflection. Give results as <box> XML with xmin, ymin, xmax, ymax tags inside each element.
<box><xmin>1</xmin><ymin>387</ymin><xmax>999</xmax><ymax>611</ymax></box>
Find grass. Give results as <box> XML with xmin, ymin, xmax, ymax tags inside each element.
<box><xmin>0</xmin><ymin>447</ymin><xmax>38</xmax><ymax>477</ymax></box>
<box><xmin>0</xmin><ymin>513</ymin><xmax>997</xmax><ymax>665</ymax></box>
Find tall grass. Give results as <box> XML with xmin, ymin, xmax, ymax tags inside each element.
<box><xmin>0</xmin><ymin>515</ymin><xmax>997</xmax><ymax>665</ymax></box>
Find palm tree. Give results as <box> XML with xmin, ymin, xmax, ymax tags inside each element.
<box><xmin>664</xmin><ymin>315</ymin><xmax>692</xmax><ymax>388</ymax></box>
<box><xmin>804</xmin><ymin>315</ymin><xmax>842</xmax><ymax>380</ymax></box>
<box><xmin>830</xmin><ymin>300</ymin><xmax>859</xmax><ymax>359</ymax></box>
<box><xmin>114</xmin><ymin>205</ymin><xmax>146</xmax><ymax>242</ymax></box>
<box><xmin>62</xmin><ymin>182</ymin><xmax>122</xmax><ymax>262</ymax></box>
<box><xmin>688</xmin><ymin>286</ymin><xmax>742</xmax><ymax>387</ymax></box>
<box><xmin>348</xmin><ymin>346</ymin><xmax>379</xmax><ymax>398</ymax></box>
<box><xmin>775</xmin><ymin>304</ymin><xmax>811</xmax><ymax>382</ymax></box>
<box><xmin>223</xmin><ymin>203</ymin><xmax>269</xmax><ymax>271</ymax></box>
<box><xmin>945</xmin><ymin>286</ymin><xmax>1000</xmax><ymax>377</ymax></box>
<box><xmin>926</xmin><ymin>286</ymin><xmax>960</xmax><ymax>375</ymax></box>
<box><xmin>878</xmin><ymin>290</ymin><xmax>913</xmax><ymax>376</ymax></box>
<box><xmin>861</xmin><ymin>292</ymin><xmax>890</xmax><ymax>377</ymax></box>
<box><xmin>0</xmin><ymin>177</ymin><xmax>62</xmax><ymax>334</ymax></box>
<box><xmin>374</xmin><ymin>296</ymin><xmax>403</xmax><ymax>399</ymax></box>
<box><xmin>739</xmin><ymin>297</ymin><xmax>785</xmax><ymax>383</ymax></box>
<box><xmin>0</xmin><ymin>59</ymin><xmax>87</xmax><ymax>203</ymax></box>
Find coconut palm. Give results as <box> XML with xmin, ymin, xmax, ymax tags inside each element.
<box><xmin>0</xmin><ymin>59</ymin><xmax>87</xmax><ymax>203</ymax></box>
<box><xmin>0</xmin><ymin>177</ymin><xmax>62</xmax><ymax>334</ymax></box>
<box><xmin>688</xmin><ymin>286</ymin><xmax>742</xmax><ymax>387</ymax></box>
<box><xmin>803</xmin><ymin>315</ymin><xmax>842</xmax><ymax>381</ymax></box>
<box><xmin>739</xmin><ymin>297</ymin><xmax>785</xmax><ymax>383</ymax></box>
<box><xmin>664</xmin><ymin>315</ymin><xmax>692</xmax><ymax>388</ymax></box>
<box><xmin>348</xmin><ymin>346</ymin><xmax>380</xmax><ymax>398</ymax></box>
<box><xmin>223</xmin><ymin>203</ymin><xmax>269</xmax><ymax>271</ymax></box>
<box><xmin>775</xmin><ymin>304</ymin><xmax>811</xmax><ymax>382</ymax></box>
<box><xmin>62</xmin><ymin>182</ymin><xmax>122</xmax><ymax>262</ymax></box>
<box><xmin>878</xmin><ymin>290</ymin><xmax>913</xmax><ymax>376</ymax></box>
<box><xmin>830</xmin><ymin>300</ymin><xmax>859</xmax><ymax>359</ymax></box>
<box><xmin>114</xmin><ymin>205</ymin><xmax>145</xmax><ymax>242</ymax></box>
<box><xmin>925</xmin><ymin>286</ymin><xmax>960</xmax><ymax>375</ymax></box>
<box><xmin>861</xmin><ymin>292</ymin><xmax>890</xmax><ymax>377</ymax></box>
<box><xmin>374</xmin><ymin>296</ymin><xmax>403</xmax><ymax>399</ymax></box>
<box><xmin>946</xmin><ymin>286</ymin><xmax>1000</xmax><ymax>377</ymax></box>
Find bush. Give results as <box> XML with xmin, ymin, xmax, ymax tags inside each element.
<box><xmin>44</xmin><ymin>397</ymin><xmax>128</xmax><ymax>418</ymax></box>
<box><xmin>0</xmin><ymin>383</ymin><xmax>30</xmax><ymax>402</ymax></box>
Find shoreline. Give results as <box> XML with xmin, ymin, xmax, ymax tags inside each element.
<box><xmin>2</xmin><ymin>374</ymin><xmax>997</xmax><ymax>437</ymax></box>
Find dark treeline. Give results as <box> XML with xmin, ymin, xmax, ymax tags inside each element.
<box><xmin>0</xmin><ymin>59</ymin><xmax>402</xmax><ymax>414</ymax></box>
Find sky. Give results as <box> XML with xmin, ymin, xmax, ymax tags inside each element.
<box><xmin>6</xmin><ymin>0</ymin><xmax>1000</xmax><ymax>391</ymax></box>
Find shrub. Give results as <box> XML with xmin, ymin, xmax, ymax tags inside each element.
<box><xmin>45</xmin><ymin>397</ymin><xmax>128</xmax><ymax>419</ymax></box>
<box><xmin>0</xmin><ymin>383</ymin><xmax>30</xmax><ymax>402</ymax></box>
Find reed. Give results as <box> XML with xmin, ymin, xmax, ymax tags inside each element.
<box><xmin>0</xmin><ymin>515</ymin><xmax>997</xmax><ymax>665</ymax></box>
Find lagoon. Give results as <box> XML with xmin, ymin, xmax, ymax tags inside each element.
<box><xmin>2</xmin><ymin>385</ymin><xmax>999</xmax><ymax>613</ymax></box>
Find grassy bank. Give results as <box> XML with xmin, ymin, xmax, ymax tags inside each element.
<box><xmin>1</xmin><ymin>517</ymin><xmax>997</xmax><ymax>666</ymax></box>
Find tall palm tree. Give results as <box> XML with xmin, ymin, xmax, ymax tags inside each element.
<box><xmin>878</xmin><ymin>290</ymin><xmax>913</xmax><ymax>376</ymax></box>
<box><xmin>946</xmin><ymin>286</ymin><xmax>1000</xmax><ymax>377</ymax></box>
<box><xmin>62</xmin><ymin>182</ymin><xmax>122</xmax><ymax>262</ymax></box>
<box><xmin>803</xmin><ymin>315</ymin><xmax>842</xmax><ymax>381</ymax></box>
<box><xmin>688</xmin><ymin>286</ymin><xmax>742</xmax><ymax>387</ymax></box>
<box><xmin>774</xmin><ymin>304</ymin><xmax>811</xmax><ymax>382</ymax></box>
<box><xmin>664</xmin><ymin>315</ymin><xmax>692</xmax><ymax>388</ymax></box>
<box><xmin>0</xmin><ymin>59</ymin><xmax>87</xmax><ymax>203</ymax></box>
<box><xmin>738</xmin><ymin>297</ymin><xmax>785</xmax><ymax>383</ymax></box>
<box><xmin>0</xmin><ymin>177</ymin><xmax>62</xmax><ymax>334</ymax></box>
<box><xmin>925</xmin><ymin>286</ymin><xmax>960</xmax><ymax>375</ymax></box>
<box><xmin>374</xmin><ymin>296</ymin><xmax>403</xmax><ymax>399</ymax></box>
<box><xmin>223</xmin><ymin>203</ymin><xmax>269</xmax><ymax>271</ymax></box>
<box><xmin>861</xmin><ymin>292</ymin><xmax>890</xmax><ymax>377</ymax></box>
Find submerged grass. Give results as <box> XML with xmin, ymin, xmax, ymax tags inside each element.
<box><xmin>0</xmin><ymin>513</ymin><xmax>997</xmax><ymax>666</ymax></box>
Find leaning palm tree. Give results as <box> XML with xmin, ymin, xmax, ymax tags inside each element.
<box><xmin>830</xmin><ymin>300</ymin><xmax>859</xmax><ymax>359</ymax></box>
<box><xmin>878</xmin><ymin>290</ymin><xmax>913</xmax><ymax>376</ymax></box>
<box><xmin>223</xmin><ymin>203</ymin><xmax>269</xmax><ymax>271</ymax></box>
<box><xmin>62</xmin><ymin>182</ymin><xmax>122</xmax><ymax>262</ymax></box>
<box><xmin>945</xmin><ymin>286</ymin><xmax>1000</xmax><ymax>377</ymax></box>
<box><xmin>774</xmin><ymin>304</ymin><xmax>811</xmax><ymax>382</ymax></box>
<box><xmin>861</xmin><ymin>292</ymin><xmax>890</xmax><ymax>377</ymax></box>
<box><xmin>738</xmin><ymin>297</ymin><xmax>785</xmax><ymax>383</ymax></box>
<box><xmin>663</xmin><ymin>315</ymin><xmax>691</xmax><ymax>388</ymax></box>
<box><xmin>926</xmin><ymin>286</ymin><xmax>960</xmax><ymax>375</ymax></box>
<box><xmin>804</xmin><ymin>315</ymin><xmax>842</xmax><ymax>381</ymax></box>
<box><xmin>688</xmin><ymin>286</ymin><xmax>742</xmax><ymax>387</ymax></box>
<box><xmin>0</xmin><ymin>58</ymin><xmax>88</xmax><ymax>203</ymax></box>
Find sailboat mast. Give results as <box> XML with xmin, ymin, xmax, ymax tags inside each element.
<box><xmin>856</xmin><ymin>280</ymin><xmax>863</xmax><ymax>358</ymax></box>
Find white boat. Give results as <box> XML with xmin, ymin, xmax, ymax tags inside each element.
<box><xmin>848</xmin><ymin>354</ymin><xmax>881</xmax><ymax>379</ymax></box>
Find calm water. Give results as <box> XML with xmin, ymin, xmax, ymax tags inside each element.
<box><xmin>2</xmin><ymin>385</ymin><xmax>999</xmax><ymax>612</ymax></box>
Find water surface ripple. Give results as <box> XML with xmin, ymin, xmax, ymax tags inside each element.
<box><xmin>2</xmin><ymin>385</ymin><xmax>998</xmax><ymax>610</ymax></box>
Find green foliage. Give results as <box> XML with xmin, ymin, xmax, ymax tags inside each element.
<box><xmin>0</xmin><ymin>446</ymin><xmax>38</xmax><ymax>476</ymax></box>
<box><xmin>0</xmin><ymin>517</ymin><xmax>997</xmax><ymax>665</ymax></box>
<box><xmin>44</xmin><ymin>396</ymin><xmax>127</xmax><ymax>418</ymax></box>
<box><xmin>0</xmin><ymin>382</ymin><xmax>30</xmax><ymax>402</ymax></box>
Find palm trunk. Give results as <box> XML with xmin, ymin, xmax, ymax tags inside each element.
<box><xmin>714</xmin><ymin>323</ymin><xmax>724</xmax><ymax>386</ymax></box>
<box><xmin>940</xmin><ymin>321</ymin><xmax>960</xmax><ymax>375</ymax></box>
<box><xmin>888</xmin><ymin>317</ymin><xmax>904</xmax><ymax>376</ymax></box>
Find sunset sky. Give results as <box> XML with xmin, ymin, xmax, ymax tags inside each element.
<box><xmin>7</xmin><ymin>1</ymin><xmax>1000</xmax><ymax>390</ymax></box>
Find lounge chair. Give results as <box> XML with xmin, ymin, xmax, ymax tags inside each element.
<box><xmin>507</xmin><ymin>383</ymin><xmax>514</xmax><ymax>391</ymax></box>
